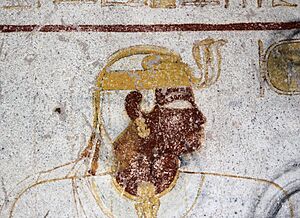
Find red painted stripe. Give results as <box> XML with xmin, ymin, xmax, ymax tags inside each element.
<box><xmin>0</xmin><ymin>22</ymin><xmax>299</xmax><ymax>33</ymax></box>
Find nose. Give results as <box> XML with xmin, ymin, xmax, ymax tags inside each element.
<box><xmin>194</xmin><ymin>107</ymin><xmax>207</xmax><ymax>127</ymax></box>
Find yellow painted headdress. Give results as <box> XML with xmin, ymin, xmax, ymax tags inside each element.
<box><xmin>84</xmin><ymin>39</ymin><xmax>227</xmax><ymax>175</ymax></box>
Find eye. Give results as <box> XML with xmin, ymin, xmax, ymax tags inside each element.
<box><xmin>163</xmin><ymin>100</ymin><xmax>193</xmax><ymax>109</ymax></box>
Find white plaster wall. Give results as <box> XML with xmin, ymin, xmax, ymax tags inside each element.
<box><xmin>0</xmin><ymin>5</ymin><xmax>299</xmax><ymax>217</ymax></box>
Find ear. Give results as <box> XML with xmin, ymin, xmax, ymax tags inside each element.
<box><xmin>125</xmin><ymin>91</ymin><xmax>143</xmax><ymax>120</ymax></box>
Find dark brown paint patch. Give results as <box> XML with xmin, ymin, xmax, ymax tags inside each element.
<box><xmin>114</xmin><ymin>87</ymin><xmax>206</xmax><ymax>196</ymax></box>
<box><xmin>0</xmin><ymin>22</ymin><xmax>300</xmax><ymax>33</ymax></box>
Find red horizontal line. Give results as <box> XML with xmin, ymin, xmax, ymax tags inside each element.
<box><xmin>0</xmin><ymin>22</ymin><xmax>299</xmax><ymax>32</ymax></box>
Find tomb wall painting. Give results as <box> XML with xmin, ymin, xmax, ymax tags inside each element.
<box><xmin>0</xmin><ymin>28</ymin><xmax>299</xmax><ymax>217</ymax></box>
